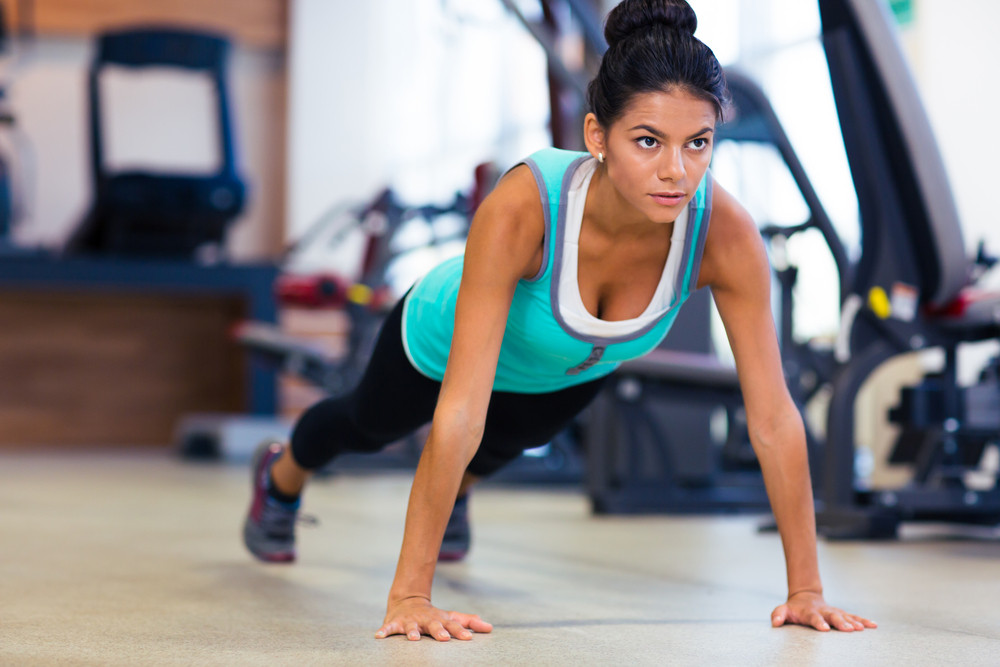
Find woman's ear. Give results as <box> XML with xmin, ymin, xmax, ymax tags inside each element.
<box><xmin>583</xmin><ymin>113</ymin><xmax>606</xmax><ymax>161</ymax></box>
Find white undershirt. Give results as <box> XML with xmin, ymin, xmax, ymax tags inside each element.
<box><xmin>558</xmin><ymin>158</ymin><xmax>688</xmax><ymax>337</ymax></box>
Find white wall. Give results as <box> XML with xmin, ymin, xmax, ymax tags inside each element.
<box><xmin>286</xmin><ymin>0</ymin><xmax>551</xmax><ymax>277</ymax></box>
<box><xmin>909</xmin><ymin>0</ymin><xmax>1000</xmax><ymax>287</ymax></box>
<box><xmin>6</xmin><ymin>35</ymin><xmax>286</xmax><ymax>261</ymax></box>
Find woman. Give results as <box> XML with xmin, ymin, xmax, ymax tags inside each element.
<box><xmin>243</xmin><ymin>0</ymin><xmax>877</xmax><ymax>641</ymax></box>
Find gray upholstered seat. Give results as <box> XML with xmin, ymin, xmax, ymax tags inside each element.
<box><xmin>832</xmin><ymin>0</ymin><xmax>997</xmax><ymax>326</ymax></box>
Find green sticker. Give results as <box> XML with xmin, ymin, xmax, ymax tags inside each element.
<box><xmin>890</xmin><ymin>0</ymin><xmax>914</xmax><ymax>26</ymax></box>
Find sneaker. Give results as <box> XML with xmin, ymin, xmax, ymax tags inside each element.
<box><xmin>438</xmin><ymin>494</ymin><xmax>470</xmax><ymax>562</ymax></box>
<box><xmin>243</xmin><ymin>441</ymin><xmax>299</xmax><ymax>563</ymax></box>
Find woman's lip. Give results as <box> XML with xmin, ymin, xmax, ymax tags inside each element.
<box><xmin>650</xmin><ymin>193</ymin><xmax>685</xmax><ymax>205</ymax></box>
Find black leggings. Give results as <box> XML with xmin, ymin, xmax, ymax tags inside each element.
<box><xmin>290</xmin><ymin>297</ymin><xmax>606</xmax><ymax>477</ymax></box>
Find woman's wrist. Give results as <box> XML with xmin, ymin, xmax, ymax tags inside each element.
<box><xmin>788</xmin><ymin>586</ymin><xmax>823</xmax><ymax>599</ymax></box>
<box><xmin>388</xmin><ymin>592</ymin><xmax>431</xmax><ymax>605</ymax></box>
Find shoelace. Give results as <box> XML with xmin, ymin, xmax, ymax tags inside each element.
<box><xmin>260</xmin><ymin>500</ymin><xmax>320</xmax><ymax>538</ymax></box>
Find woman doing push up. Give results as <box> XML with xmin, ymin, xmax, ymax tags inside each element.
<box><xmin>242</xmin><ymin>0</ymin><xmax>877</xmax><ymax>642</ymax></box>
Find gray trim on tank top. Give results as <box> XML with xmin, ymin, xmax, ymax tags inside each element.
<box><xmin>684</xmin><ymin>172</ymin><xmax>713</xmax><ymax>298</ymax></box>
<box><xmin>514</xmin><ymin>159</ymin><xmax>551</xmax><ymax>283</ymax></box>
<box><xmin>549</xmin><ymin>158</ymin><xmax>708</xmax><ymax>347</ymax></box>
<box><xmin>670</xmin><ymin>170</ymin><xmax>714</xmax><ymax>304</ymax></box>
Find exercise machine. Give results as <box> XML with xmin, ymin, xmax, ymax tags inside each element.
<box><xmin>65</xmin><ymin>27</ymin><xmax>246</xmax><ymax>258</ymax></box>
<box><xmin>237</xmin><ymin>187</ymin><xmax>474</xmax><ymax>396</ymax></box>
<box><xmin>816</xmin><ymin>0</ymin><xmax>1000</xmax><ymax>537</ymax></box>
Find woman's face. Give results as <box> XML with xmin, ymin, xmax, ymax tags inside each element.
<box><xmin>587</xmin><ymin>88</ymin><xmax>717</xmax><ymax>224</ymax></box>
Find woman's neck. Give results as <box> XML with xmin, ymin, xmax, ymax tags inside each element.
<box><xmin>584</xmin><ymin>165</ymin><xmax>675</xmax><ymax>239</ymax></box>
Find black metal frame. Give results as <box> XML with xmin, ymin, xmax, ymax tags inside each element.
<box><xmin>816</xmin><ymin>0</ymin><xmax>1000</xmax><ymax>537</ymax></box>
<box><xmin>66</xmin><ymin>27</ymin><xmax>246</xmax><ymax>258</ymax></box>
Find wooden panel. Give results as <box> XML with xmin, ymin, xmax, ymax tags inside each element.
<box><xmin>0</xmin><ymin>0</ymin><xmax>288</xmax><ymax>49</ymax></box>
<box><xmin>0</xmin><ymin>291</ymin><xmax>246</xmax><ymax>446</ymax></box>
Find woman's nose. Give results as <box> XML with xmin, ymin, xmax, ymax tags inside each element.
<box><xmin>657</xmin><ymin>148</ymin><xmax>685</xmax><ymax>181</ymax></box>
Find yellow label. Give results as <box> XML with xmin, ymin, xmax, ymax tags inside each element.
<box><xmin>868</xmin><ymin>286</ymin><xmax>891</xmax><ymax>319</ymax></box>
<box><xmin>347</xmin><ymin>283</ymin><xmax>373</xmax><ymax>305</ymax></box>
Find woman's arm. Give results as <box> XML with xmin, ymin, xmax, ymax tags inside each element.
<box><xmin>700</xmin><ymin>184</ymin><xmax>876</xmax><ymax>632</ymax></box>
<box><xmin>375</xmin><ymin>165</ymin><xmax>545</xmax><ymax>642</ymax></box>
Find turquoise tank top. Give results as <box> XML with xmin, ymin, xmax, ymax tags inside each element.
<box><xmin>402</xmin><ymin>147</ymin><xmax>713</xmax><ymax>394</ymax></box>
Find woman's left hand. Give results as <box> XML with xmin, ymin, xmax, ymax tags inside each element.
<box><xmin>771</xmin><ymin>591</ymin><xmax>878</xmax><ymax>632</ymax></box>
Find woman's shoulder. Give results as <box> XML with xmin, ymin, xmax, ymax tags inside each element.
<box><xmin>480</xmin><ymin>162</ymin><xmax>544</xmax><ymax>224</ymax></box>
<box><xmin>521</xmin><ymin>147</ymin><xmax>590</xmax><ymax>178</ymax></box>
<box><xmin>707</xmin><ymin>180</ymin><xmax>757</xmax><ymax>239</ymax></box>
<box><xmin>466</xmin><ymin>160</ymin><xmax>549</xmax><ymax>280</ymax></box>
<box><xmin>697</xmin><ymin>180</ymin><xmax>768</xmax><ymax>290</ymax></box>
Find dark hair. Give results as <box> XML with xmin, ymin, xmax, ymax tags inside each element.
<box><xmin>587</xmin><ymin>0</ymin><xmax>730</xmax><ymax>126</ymax></box>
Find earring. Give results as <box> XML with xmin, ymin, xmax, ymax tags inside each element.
<box><xmin>597</xmin><ymin>152</ymin><xmax>605</xmax><ymax>164</ymax></box>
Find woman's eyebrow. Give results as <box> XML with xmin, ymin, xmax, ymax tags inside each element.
<box><xmin>628</xmin><ymin>125</ymin><xmax>715</xmax><ymax>140</ymax></box>
<box><xmin>629</xmin><ymin>124</ymin><xmax>665</xmax><ymax>138</ymax></box>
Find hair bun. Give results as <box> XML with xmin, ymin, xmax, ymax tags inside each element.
<box><xmin>604</xmin><ymin>0</ymin><xmax>698</xmax><ymax>48</ymax></box>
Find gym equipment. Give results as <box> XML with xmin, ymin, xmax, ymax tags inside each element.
<box><xmin>178</xmin><ymin>185</ymin><xmax>474</xmax><ymax>464</ymax></box>
<box><xmin>237</xmin><ymin>187</ymin><xmax>474</xmax><ymax>396</ymax></box>
<box><xmin>0</xmin><ymin>3</ymin><xmax>13</xmax><ymax>247</ymax></box>
<box><xmin>65</xmin><ymin>27</ymin><xmax>246</xmax><ymax>258</ymax></box>
<box><xmin>816</xmin><ymin>0</ymin><xmax>1000</xmax><ymax>537</ymax></box>
<box><xmin>0</xmin><ymin>3</ymin><xmax>40</xmax><ymax>258</ymax></box>
<box><xmin>498</xmin><ymin>0</ymin><xmax>607</xmax><ymax>150</ymax></box>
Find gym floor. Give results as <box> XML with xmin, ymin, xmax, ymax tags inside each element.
<box><xmin>3</xmin><ymin>449</ymin><xmax>998</xmax><ymax>666</ymax></box>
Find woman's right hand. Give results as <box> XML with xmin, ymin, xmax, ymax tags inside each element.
<box><xmin>375</xmin><ymin>596</ymin><xmax>493</xmax><ymax>642</ymax></box>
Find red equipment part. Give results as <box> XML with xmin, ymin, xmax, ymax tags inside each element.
<box><xmin>275</xmin><ymin>273</ymin><xmax>350</xmax><ymax>308</ymax></box>
<box><xmin>275</xmin><ymin>273</ymin><xmax>395</xmax><ymax>311</ymax></box>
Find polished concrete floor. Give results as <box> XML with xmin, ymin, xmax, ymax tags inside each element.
<box><xmin>2</xmin><ymin>449</ymin><xmax>999</xmax><ymax>666</ymax></box>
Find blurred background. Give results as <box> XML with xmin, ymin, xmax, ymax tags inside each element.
<box><xmin>5</xmin><ymin>5</ymin><xmax>1000</xmax><ymax>660</ymax></box>
<box><xmin>0</xmin><ymin>0</ymin><xmax>997</xmax><ymax>500</ymax></box>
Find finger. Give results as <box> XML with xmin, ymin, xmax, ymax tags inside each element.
<box><xmin>452</xmin><ymin>612</ymin><xmax>494</xmax><ymax>633</ymax></box>
<box><xmin>445</xmin><ymin>620</ymin><xmax>473</xmax><ymax>640</ymax></box>
<box><xmin>771</xmin><ymin>605</ymin><xmax>788</xmax><ymax>627</ymax></box>
<box><xmin>848</xmin><ymin>614</ymin><xmax>878</xmax><ymax>630</ymax></box>
<box><xmin>374</xmin><ymin>622</ymin><xmax>400</xmax><ymax>639</ymax></box>
<box><xmin>853</xmin><ymin>615</ymin><xmax>878</xmax><ymax>629</ymax></box>
<box><xmin>827</xmin><ymin>611</ymin><xmax>854</xmax><ymax>632</ymax></box>
<box><xmin>842</xmin><ymin>614</ymin><xmax>865</xmax><ymax>631</ymax></box>
<box><xmin>427</xmin><ymin>621</ymin><xmax>451</xmax><ymax>642</ymax></box>
<box><xmin>810</xmin><ymin>612</ymin><xmax>831</xmax><ymax>632</ymax></box>
<box><xmin>405</xmin><ymin>622</ymin><xmax>422</xmax><ymax>641</ymax></box>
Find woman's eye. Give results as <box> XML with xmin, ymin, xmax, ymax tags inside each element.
<box><xmin>689</xmin><ymin>138</ymin><xmax>709</xmax><ymax>150</ymax></box>
<box><xmin>638</xmin><ymin>137</ymin><xmax>658</xmax><ymax>148</ymax></box>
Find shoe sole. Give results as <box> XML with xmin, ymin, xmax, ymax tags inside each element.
<box><xmin>244</xmin><ymin>440</ymin><xmax>297</xmax><ymax>564</ymax></box>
